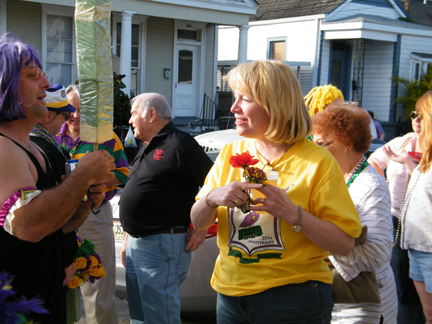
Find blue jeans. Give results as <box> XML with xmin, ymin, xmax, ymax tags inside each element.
<box><xmin>216</xmin><ymin>281</ymin><xmax>333</xmax><ymax>324</ymax></box>
<box><xmin>125</xmin><ymin>232</ymin><xmax>191</xmax><ymax>324</ymax></box>
<box><xmin>391</xmin><ymin>216</ymin><xmax>425</xmax><ymax>324</ymax></box>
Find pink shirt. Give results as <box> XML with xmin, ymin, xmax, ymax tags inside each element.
<box><xmin>369</xmin><ymin>133</ymin><xmax>417</xmax><ymax>217</ymax></box>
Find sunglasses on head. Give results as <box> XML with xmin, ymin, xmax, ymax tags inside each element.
<box><xmin>411</xmin><ymin>111</ymin><xmax>423</xmax><ymax>120</ymax></box>
<box><xmin>57</xmin><ymin>112</ymin><xmax>71</xmax><ymax>121</ymax></box>
<box><xmin>29</xmin><ymin>68</ymin><xmax>46</xmax><ymax>79</ymax></box>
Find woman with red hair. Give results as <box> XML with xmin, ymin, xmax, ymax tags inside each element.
<box><xmin>312</xmin><ymin>104</ymin><xmax>397</xmax><ymax>323</ymax></box>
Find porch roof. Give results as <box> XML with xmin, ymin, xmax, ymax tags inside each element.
<box><xmin>321</xmin><ymin>13</ymin><xmax>432</xmax><ymax>41</ymax></box>
<box><xmin>28</xmin><ymin>0</ymin><xmax>258</xmax><ymax>25</ymax></box>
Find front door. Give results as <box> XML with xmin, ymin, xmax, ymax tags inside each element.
<box><xmin>329</xmin><ymin>41</ymin><xmax>351</xmax><ymax>100</ymax></box>
<box><xmin>174</xmin><ymin>46</ymin><xmax>198</xmax><ymax>117</ymax></box>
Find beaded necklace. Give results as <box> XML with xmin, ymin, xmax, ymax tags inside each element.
<box><xmin>30</xmin><ymin>124</ymin><xmax>67</xmax><ymax>159</ymax></box>
<box><xmin>392</xmin><ymin>134</ymin><xmax>419</xmax><ymax>246</ymax></box>
<box><xmin>394</xmin><ymin>169</ymin><xmax>421</xmax><ymax>247</ymax></box>
<box><xmin>346</xmin><ymin>156</ymin><xmax>368</xmax><ymax>188</ymax></box>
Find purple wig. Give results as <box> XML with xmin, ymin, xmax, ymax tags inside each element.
<box><xmin>0</xmin><ymin>33</ymin><xmax>42</xmax><ymax>122</ymax></box>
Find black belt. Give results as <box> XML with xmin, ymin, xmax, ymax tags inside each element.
<box><xmin>129</xmin><ymin>227</ymin><xmax>188</xmax><ymax>238</ymax></box>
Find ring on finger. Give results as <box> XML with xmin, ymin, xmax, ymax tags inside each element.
<box><xmin>260</xmin><ymin>198</ymin><xmax>265</xmax><ymax>205</ymax></box>
<box><xmin>235</xmin><ymin>198</ymin><xmax>240</xmax><ymax>205</ymax></box>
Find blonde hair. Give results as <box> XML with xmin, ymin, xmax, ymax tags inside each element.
<box><xmin>417</xmin><ymin>91</ymin><xmax>432</xmax><ymax>173</ymax></box>
<box><xmin>225</xmin><ymin>60</ymin><xmax>311</xmax><ymax>144</ymax></box>
<box><xmin>304</xmin><ymin>84</ymin><xmax>344</xmax><ymax>116</ymax></box>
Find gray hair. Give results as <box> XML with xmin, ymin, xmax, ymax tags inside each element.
<box><xmin>66</xmin><ymin>84</ymin><xmax>80</xmax><ymax>99</ymax></box>
<box><xmin>131</xmin><ymin>93</ymin><xmax>172</xmax><ymax>121</ymax></box>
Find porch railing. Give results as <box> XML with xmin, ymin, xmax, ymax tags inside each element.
<box><xmin>189</xmin><ymin>93</ymin><xmax>234</xmax><ymax>133</ymax></box>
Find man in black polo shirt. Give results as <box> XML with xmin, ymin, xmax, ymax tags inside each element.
<box><xmin>119</xmin><ymin>92</ymin><xmax>213</xmax><ymax>324</ymax></box>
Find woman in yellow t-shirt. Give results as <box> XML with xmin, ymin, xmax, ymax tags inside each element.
<box><xmin>191</xmin><ymin>60</ymin><xmax>361</xmax><ymax>324</ymax></box>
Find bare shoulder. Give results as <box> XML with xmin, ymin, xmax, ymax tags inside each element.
<box><xmin>0</xmin><ymin>137</ymin><xmax>37</xmax><ymax>205</ymax></box>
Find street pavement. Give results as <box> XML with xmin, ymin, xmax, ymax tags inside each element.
<box><xmin>77</xmin><ymin>297</ymin><xmax>217</xmax><ymax>324</ymax></box>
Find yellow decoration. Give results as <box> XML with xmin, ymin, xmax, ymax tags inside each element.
<box><xmin>89</xmin><ymin>255</ymin><xmax>99</xmax><ymax>268</ymax></box>
<box><xmin>74</xmin><ymin>257</ymin><xmax>88</xmax><ymax>270</ymax></box>
<box><xmin>67</xmin><ymin>276</ymin><xmax>83</xmax><ymax>289</ymax></box>
<box><xmin>304</xmin><ymin>84</ymin><xmax>344</xmax><ymax>116</ymax></box>
<box><xmin>90</xmin><ymin>266</ymin><xmax>106</xmax><ymax>278</ymax></box>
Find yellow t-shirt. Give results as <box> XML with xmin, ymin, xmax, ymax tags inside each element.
<box><xmin>197</xmin><ymin>138</ymin><xmax>361</xmax><ymax>297</ymax></box>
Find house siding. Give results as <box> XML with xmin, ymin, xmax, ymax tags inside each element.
<box><xmin>319</xmin><ymin>39</ymin><xmax>331</xmax><ymax>85</ymax></box>
<box><xmin>397</xmin><ymin>33</ymin><xmax>432</xmax><ymax>118</ymax></box>
<box><xmin>248</xmin><ymin>19</ymin><xmax>317</xmax><ymax>63</ymax></box>
<box><xmin>328</xmin><ymin>2</ymin><xmax>401</xmax><ymax>21</ymax></box>
<box><xmin>145</xmin><ymin>17</ymin><xmax>174</xmax><ymax>106</ymax></box>
<box><xmin>218</xmin><ymin>26</ymin><xmax>239</xmax><ymax>61</ymax></box>
<box><xmin>7</xmin><ymin>1</ymin><xmax>42</xmax><ymax>53</ymax></box>
<box><xmin>293</xmin><ymin>66</ymin><xmax>313</xmax><ymax>96</ymax></box>
<box><xmin>362</xmin><ymin>41</ymin><xmax>394</xmax><ymax>121</ymax></box>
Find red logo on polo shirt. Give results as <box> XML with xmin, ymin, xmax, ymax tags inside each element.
<box><xmin>153</xmin><ymin>149</ymin><xmax>164</xmax><ymax>160</ymax></box>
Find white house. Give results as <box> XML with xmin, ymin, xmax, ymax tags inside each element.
<box><xmin>218</xmin><ymin>0</ymin><xmax>432</xmax><ymax>122</ymax></box>
<box><xmin>0</xmin><ymin>0</ymin><xmax>257</xmax><ymax>119</ymax></box>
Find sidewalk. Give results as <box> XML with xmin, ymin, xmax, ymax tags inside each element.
<box><xmin>77</xmin><ymin>297</ymin><xmax>217</xmax><ymax>324</ymax></box>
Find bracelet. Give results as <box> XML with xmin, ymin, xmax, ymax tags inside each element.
<box><xmin>205</xmin><ymin>189</ymin><xmax>217</xmax><ymax>209</ymax></box>
<box><xmin>291</xmin><ymin>205</ymin><xmax>302</xmax><ymax>232</ymax></box>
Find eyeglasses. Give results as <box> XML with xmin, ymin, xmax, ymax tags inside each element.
<box><xmin>29</xmin><ymin>68</ymin><xmax>46</xmax><ymax>79</ymax></box>
<box><xmin>411</xmin><ymin>111</ymin><xmax>423</xmax><ymax>120</ymax></box>
<box><xmin>315</xmin><ymin>141</ymin><xmax>333</xmax><ymax>148</ymax></box>
<box><xmin>57</xmin><ymin>112</ymin><xmax>71</xmax><ymax>121</ymax></box>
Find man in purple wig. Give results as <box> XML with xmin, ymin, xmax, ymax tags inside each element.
<box><xmin>0</xmin><ymin>33</ymin><xmax>115</xmax><ymax>323</ymax></box>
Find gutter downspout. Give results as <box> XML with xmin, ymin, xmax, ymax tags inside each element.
<box><xmin>313</xmin><ymin>17</ymin><xmax>322</xmax><ymax>87</ymax></box>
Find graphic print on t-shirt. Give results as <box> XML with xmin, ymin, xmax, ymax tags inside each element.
<box><xmin>227</xmin><ymin>185</ymin><xmax>293</xmax><ymax>263</ymax></box>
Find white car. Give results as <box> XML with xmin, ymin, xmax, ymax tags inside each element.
<box><xmin>194</xmin><ymin>128</ymin><xmax>384</xmax><ymax>157</ymax></box>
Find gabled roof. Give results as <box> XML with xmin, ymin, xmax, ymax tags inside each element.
<box><xmin>324</xmin><ymin>13</ymin><xmax>432</xmax><ymax>30</ymax></box>
<box><xmin>250</xmin><ymin>0</ymin><xmax>411</xmax><ymax>22</ymax></box>
<box><xmin>250</xmin><ymin>0</ymin><xmax>346</xmax><ymax>21</ymax></box>
<box><xmin>399</xmin><ymin>0</ymin><xmax>432</xmax><ymax>26</ymax></box>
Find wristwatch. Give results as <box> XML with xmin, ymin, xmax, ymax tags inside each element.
<box><xmin>291</xmin><ymin>205</ymin><xmax>302</xmax><ymax>232</ymax></box>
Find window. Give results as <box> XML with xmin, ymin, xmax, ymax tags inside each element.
<box><xmin>45</xmin><ymin>14</ymin><xmax>74</xmax><ymax>85</ymax></box>
<box><xmin>410</xmin><ymin>53</ymin><xmax>432</xmax><ymax>81</ymax></box>
<box><xmin>178</xmin><ymin>29</ymin><xmax>198</xmax><ymax>41</ymax></box>
<box><xmin>116</xmin><ymin>23</ymin><xmax>140</xmax><ymax>68</ymax></box>
<box><xmin>267</xmin><ymin>38</ymin><xmax>287</xmax><ymax>61</ymax></box>
<box><xmin>116</xmin><ymin>23</ymin><xmax>140</xmax><ymax>96</ymax></box>
<box><xmin>178</xmin><ymin>50</ymin><xmax>193</xmax><ymax>84</ymax></box>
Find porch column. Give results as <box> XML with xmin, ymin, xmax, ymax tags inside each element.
<box><xmin>238</xmin><ymin>25</ymin><xmax>250</xmax><ymax>64</ymax></box>
<box><xmin>0</xmin><ymin>0</ymin><xmax>7</xmax><ymax>36</ymax></box>
<box><xmin>119</xmin><ymin>10</ymin><xmax>135</xmax><ymax>97</ymax></box>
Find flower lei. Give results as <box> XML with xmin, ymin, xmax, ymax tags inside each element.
<box><xmin>0</xmin><ymin>272</ymin><xmax>48</xmax><ymax>324</ymax></box>
<box><xmin>67</xmin><ymin>236</ymin><xmax>106</xmax><ymax>289</ymax></box>
<box><xmin>229</xmin><ymin>151</ymin><xmax>267</xmax><ymax>184</ymax></box>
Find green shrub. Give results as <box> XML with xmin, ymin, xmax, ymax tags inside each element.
<box><xmin>113</xmin><ymin>72</ymin><xmax>131</xmax><ymax>127</ymax></box>
<box><xmin>392</xmin><ymin>67</ymin><xmax>432</xmax><ymax>117</ymax></box>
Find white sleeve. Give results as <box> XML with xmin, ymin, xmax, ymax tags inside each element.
<box><xmin>329</xmin><ymin>170</ymin><xmax>392</xmax><ymax>281</ymax></box>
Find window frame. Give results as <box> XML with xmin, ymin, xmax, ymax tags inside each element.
<box><xmin>267</xmin><ymin>37</ymin><xmax>287</xmax><ymax>61</ymax></box>
<box><xmin>42</xmin><ymin>5</ymin><xmax>76</xmax><ymax>85</ymax></box>
<box><xmin>410</xmin><ymin>53</ymin><xmax>432</xmax><ymax>82</ymax></box>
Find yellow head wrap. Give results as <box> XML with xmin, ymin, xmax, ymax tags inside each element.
<box><xmin>303</xmin><ymin>84</ymin><xmax>344</xmax><ymax>116</ymax></box>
